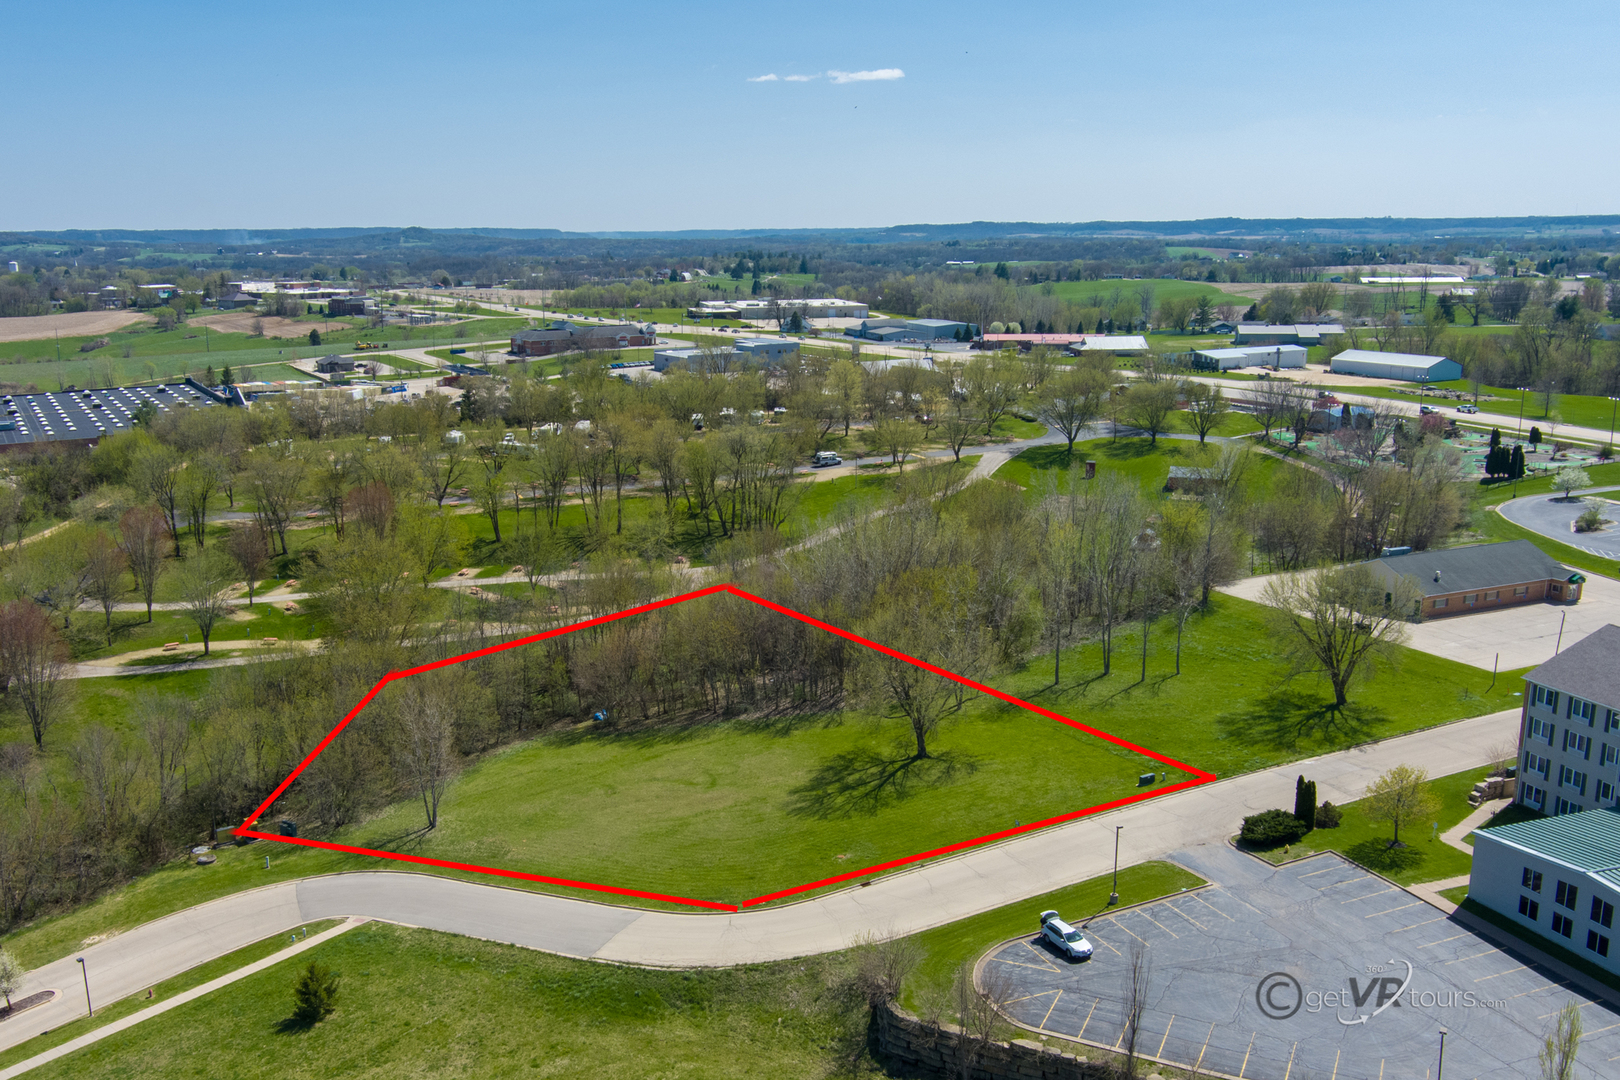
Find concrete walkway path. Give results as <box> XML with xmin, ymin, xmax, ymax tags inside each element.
<box><xmin>0</xmin><ymin>919</ymin><xmax>367</xmax><ymax>1080</ymax></box>
<box><xmin>0</xmin><ymin>706</ymin><xmax>1519</xmax><ymax>1053</ymax></box>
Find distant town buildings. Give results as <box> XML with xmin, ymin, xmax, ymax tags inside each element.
<box><xmin>509</xmin><ymin>321</ymin><xmax>656</xmax><ymax>357</ymax></box>
<box><xmin>848</xmin><ymin>317</ymin><xmax>971</xmax><ymax>341</ymax></box>
<box><xmin>1232</xmin><ymin>323</ymin><xmax>1345</xmax><ymax>346</ymax></box>
<box><xmin>687</xmin><ymin>298</ymin><xmax>869</xmax><ymax>321</ymax></box>
<box><xmin>1191</xmin><ymin>345</ymin><xmax>1307</xmax><ymax>371</ymax></box>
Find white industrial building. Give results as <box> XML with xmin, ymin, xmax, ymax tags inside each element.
<box><xmin>1328</xmin><ymin>348</ymin><xmax>1463</xmax><ymax>382</ymax></box>
<box><xmin>1191</xmin><ymin>345</ymin><xmax>1307</xmax><ymax>371</ymax></box>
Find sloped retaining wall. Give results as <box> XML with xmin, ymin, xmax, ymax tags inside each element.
<box><xmin>875</xmin><ymin>1000</ymin><xmax>1116</xmax><ymax>1080</ymax></box>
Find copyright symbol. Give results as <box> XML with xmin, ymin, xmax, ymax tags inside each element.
<box><xmin>1256</xmin><ymin>972</ymin><xmax>1302</xmax><ymax>1020</ymax></box>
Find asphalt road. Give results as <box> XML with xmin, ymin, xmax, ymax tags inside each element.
<box><xmin>0</xmin><ymin>707</ymin><xmax>1519</xmax><ymax>1053</ymax></box>
<box><xmin>1497</xmin><ymin>487</ymin><xmax>1620</xmax><ymax>563</ymax></box>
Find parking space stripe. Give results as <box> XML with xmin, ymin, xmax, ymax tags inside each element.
<box><xmin>1341</xmin><ymin>887</ymin><xmax>1396</xmax><ymax>904</ymax></box>
<box><xmin>1094</xmin><ymin>936</ymin><xmax>1123</xmax><ymax>957</ymax></box>
<box><xmin>1581</xmin><ymin>1021</ymin><xmax>1620</xmax><ymax>1038</ymax></box>
<box><xmin>1419</xmin><ymin>933</ymin><xmax>1471</xmax><ymax>948</ymax></box>
<box><xmin>1157</xmin><ymin>1014</ymin><xmax>1175</xmax><ymax>1058</ymax></box>
<box><xmin>1392</xmin><ymin>916</ymin><xmax>1445</xmax><ymax>933</ymax></box>
<box><xmin>1136</xmin><ymin>909</ymin><xmax>1180</xmax><ymax>938</ymax></box>
<box><xmin>1190</xmin><ymin>892</ymin><xmax>1236</xmax><ymax>921</ymax></box>
<box><xmin>1474</xmin><ymin>965</ymin><xmax>1529</xmax><ymax>982</ymax></box>
<box><xmin>993</xmin><ymin>957</ymin><xmax>1065</xmax><ymax>973</ymax></box>
<box><xmin>1006</xmin><ymin>989</ymin><xmax>1061</xmax><ymax>1006</ymax></box>
<box><xmin>1211</xmin><ymin>888</ymin><xmax>1268</xmax><ymax>917</ymax></box>
<box><xmin>1330</xmin><ymin>1047</ymin><xmax>1340</xmax><ymax>1080</ymax></box>
<box><xmin>1239</xmin><ymin>1031</ymin><xmax>1255</xmax><ymax>1078</ymax></box>
<box><xmin>1283</xmin><ymin>1040</ymin><xmax>1298</xmax><ymax>1080</ymax></box>
<box><xmin>1040</xmin><ymin>990</ymin><xmax>1064</xmax><ymax>1031</ymax></box>
<box><xmin>1106</xmin><ymin>919</ymin><xmax>1151</xmax><ymax>947</ymax></box>
<box><xmin>1365</xmin><ymin>901</ymin><xmax>1424</xmax><ymax>918</ymax></box>
<box><xmin>1195</xmin><ymin>1022</ymin><xmax>1215</xmax><ymax>1073</ymax></box>
<box><xmin>1078</xmin><ymin>997</ymin><xmax>1100</xmax><ymax>1040</ymax></box>
<box><xmin>1318</xmin><ymin>875</ymin><xmax>1373</xmax><ymax>890</ymax></box>
<box><xmin>1298</xmin><ymin>865</ymin><xmax>1341</xmax><ymax>878</ymax></box>
<box><xmin>1507</xmin><ymin>980</ymin><xmax>1571</xmax><ymax>1000</ymax></box>
<box><xmin>1017</xmin><ymin>940</ymin><xmax>1061</xmax><ymax>969</ymax></box>
<box><xmin>1165</xmin><ymin>902</ymin><xmax>1207</xmax><ymax>931</ymax></box>
<box><xmin>1539</xmin><ymin>1000</ymin><xmax>1601</xmax><ymax>1020</ymax></box>
<box><xmin>1445</xmin><ymin>948</ymin><xmax>1502</xmax><ymax>965</ymax></box>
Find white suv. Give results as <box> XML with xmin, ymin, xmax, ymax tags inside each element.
<box><xmin>1039</xmin><ymin>910</ymin><xmax>1094</xmax><ymax>960</ymax></box>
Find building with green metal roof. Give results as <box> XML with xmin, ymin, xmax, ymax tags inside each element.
<box><xmin>1470</xmin><ymin>806</ymin><xmax>1620</xmax><ymax>974</ymax></box>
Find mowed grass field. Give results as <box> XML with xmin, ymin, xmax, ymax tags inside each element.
<box><xmin>1026</xmin><ymin>278</ymin><xmax>1253</xmax><ymax>308</ymax></box>
<box><xmin>998</xmin><ymin>436</ymin><xmax>1286</xmax><ymax>496</ymax></box>
<box><xmin>0</xmin><ymin>591</ymin><xmax>1519</xmax><ymax>969</ymax></box>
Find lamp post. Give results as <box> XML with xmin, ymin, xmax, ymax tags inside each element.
<box><xmin>1607</xmin><ymin>396</ymin><xmax>1619</xmax><ymax>455</ymax></box>
<box><xmin>76</xmin><ymin>957</ymin><xmax>92</xmax><ymax>1017</ymax></box>
<box><xmin>1109</xmin><ymin>826</ymin><xmax>1123</xmax><ymax>905</ymax></box>
<box><xmin>1437</xmin><ymin>1027</ymin><xmax>1448</xmax><ymax>1080</ymax></box>
<box><xmin>1517</xmin><ymin>386</ymin><xmax>1529</xmax><ymax>438</ymax></box>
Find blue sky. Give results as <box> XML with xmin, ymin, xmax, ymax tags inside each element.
<box><xmin>2</xmin><ymin>1</ymin><xmax>1615</xmax><ymax>231</ymax></box>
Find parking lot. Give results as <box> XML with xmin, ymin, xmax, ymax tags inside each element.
<box><xmin>983</xmin><ymin>846</ymin><xmax>1620</xmax><ymax>1079</ymax></box>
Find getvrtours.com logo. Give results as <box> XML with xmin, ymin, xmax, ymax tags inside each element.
<box><xmin>1256</xmin><ymin>961</ymin><xmax>1507</xmax><ymax>1025</ymax></box>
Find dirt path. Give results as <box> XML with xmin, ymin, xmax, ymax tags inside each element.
<box><xmin>0</xmin><ymin>310</ymin><xmax>152</xmax><ymax>342</ymax></box>
<box><xmin>189</xmin><ymin>312</ymin><xmax>326</xmax><ymax>338</ymax></box>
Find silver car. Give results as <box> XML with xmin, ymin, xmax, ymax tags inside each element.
<box><xmin>1039</xmin><ymin>910</ymin><xmax>1094</xmax><ymax>960</ymax></box>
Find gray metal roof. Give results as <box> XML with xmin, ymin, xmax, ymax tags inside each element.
<box><xmin>1330</xmin><ymin>348</ymin><xmax>1453</xmax><ymax>371</ymax></box>
<box><xmin>1</xmin><ymin>382</ymin><xmax>218</xmax><ymax>446</ymax></box>
<box><xmin>1525</xmin><ymin>623</ymin><xmax>1620</xmax><ymax>707</ymax></box>
<box><xmin>1481</xmin><ymin>806</ymin><xmax>1620</xmax><ymax>874</ymax></box>
<box><xmin>1365</xmin><ymin>539</ymin><xmax>1571</xmax><ymax>597</ymax></box>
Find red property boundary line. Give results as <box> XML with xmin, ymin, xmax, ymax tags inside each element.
<box><xmin>238</xmin><ymin>583</ymin><xmax>1218</xmax><ymax>913</ymax></box>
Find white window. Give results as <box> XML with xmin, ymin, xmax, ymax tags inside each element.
<box><xmin>1465</xmin><ymin>593</ymin><xmax>1479</xmax><ymax>604</ymax></box>
<box><xmin>1523</xmin><ymin>784</ymin><xmax>1546</xmax><ymax>808</ymax></box>
<box><xmin>1526</xmin><ymin>752</ymin><xmax>1552</xmax><ymax>778</ymax></box>
<box><xmin>1565</xmin><ymin>732</ymin><xmax>1592</xmax><ymax>759</ymax></box>
<box><xmin>1570</xmin><ymin>698</ymin><xmax>1597</xmax><ymax>724</ymax></box>
<box><xmin>1529</xmin><ymin>716</ymin><xmax>1556</xmax><ymax>745</ymax></box>
<box><xmin>1602</xmin><ymin>744</ymin><xmax>1618</xmax><ymax>767</ymax></box>
<box><xmin>1486</xmin><ymin>590</ymin><xmax>1500</xmax><ymax>600</ymax></box>
<box><xmin>1598</xmin><ymin>780</ymin><xmax>1617</xmax><ymax>804</ymax></box>
<box><xmin>1515</xmin><ymin>586</ymin><xmax>1529</xmax><ymax>596</ymax></box>
<box><xmin>1433</xmin><ymin>597</ymin><xmax>1449</xmax><ymax>609</ymax></box>
<box><xmin>1606</xmin><ymin>709</ymin><xmax>1620</xmax><ymax>733</ymax></box>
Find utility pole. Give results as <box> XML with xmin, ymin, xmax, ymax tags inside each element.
<box><xmin>1109</xmin><ymin>825</ymin><xmax>1123</xmax><ymax>905</ymax></box>
<box><xmin>76</xmin><ymin>957</ymin><xmax>92</xmax><ymax>1016</ymax></box>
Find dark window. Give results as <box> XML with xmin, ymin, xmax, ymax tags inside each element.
<box><xmin>1520</xmin><ymin>896</ymin><xmax>1541</xmax><ymax>920</ymax></box>
<box><xmin>1556</xmin><ymin>881</ymin><xmax>1579</xmax><ymax>909</ymax></box>
<box><xmin>1586</xmin><ymin>931</ymin><xmax>1610</xmax><ymax>957</ymax></box>
<box><xmin>1552</xmin><ymin>912</ymin><xmax>1574</xmax><ymax>937</ymax></box>
<box><xmin>1593</xmin><ymin>898</ymin><xmax>1615</xmax><ymax>929</ymax></box>
<box><xmin>1523</xmin><ymin>868</ymin><xmax>1544</xmax><ymax>892</ymax></box>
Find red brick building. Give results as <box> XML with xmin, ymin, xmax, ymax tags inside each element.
<box><xmin>1367</xmin><ymin>540</ymin><xmax>1585</xmax><ymax>618</ymax></box>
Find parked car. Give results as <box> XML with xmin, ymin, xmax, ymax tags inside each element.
<box><xmin>1457</xmin><ymin>403</ymin><xmax>1479</xmax><ymax>414</ymax></box>
<box><xmin>812</xmin><ymin>451</ymin><xmax>842</xmax><ymax>467</ymax></box>
<box><xmin>1039</xmin><ymin>910</ymin><xmax>1093</xmax><ymax>960</ymax></box>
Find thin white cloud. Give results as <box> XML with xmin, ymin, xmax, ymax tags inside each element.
<box><xmin>747</xmin><ymin>73</ymin><xmax>779</xmax><ymax>82</ymax></box>
<box><xmin>827</xmin><ymin>68</ymin><xmax>904</xmax><ymax>83</ymax></box>
<box><xmin>783</xmin><ymin>74</ymin><xmax>819</xmax><ymax>82</ymax></box>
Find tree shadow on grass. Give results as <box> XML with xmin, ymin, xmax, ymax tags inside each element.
<box><xmin>275</xmin><ymin>1014</ymin><xmax>318</xmax><ymax>1035</ymax></box>
<box><xmin>785</xmin><ymin>745</ymin><xmax>979</xmax><ymax>820</ymax></box>
<box><xmin>1216</xmin><ymin>689</ymin><xmax>1393</xmax><ymax>754</ymax></box>
<box><xmin>1345</xmin><ymin>838</ymin><xmax>1428</xmax><ymax>879</ymax></box>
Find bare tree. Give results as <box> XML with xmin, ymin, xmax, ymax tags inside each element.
<box><xmin>1033</xmin><ymin>367</ymin><xmax>1105</xmax><ymax>452</ymax></box>
<box><xmin>118</xmin><ymin>505</ymin><xmax>168</xmax><ymax>623</ymax></box>
<box><xmin>247</xmin><ymin>454</ymin><xmax>304</xmax><ymax>555</ymax></box>
<box><xmin>1121</xmin><ymin>380</ymin><xmax>1178</xmax><ymax>444</ymax></box>
<box><xmin>1261</xmin><ymin>564</ymin><xmax>1421</xmax><ymax>708</ymax></box>
<box><xmin>225</xmin><ymin>522</ymin><xmax>273</xmax><ymax>605</ymax></box>
<box><xmin>130</xmin><ymin>444</ymin><xmax>184</xmax><ymax>557</ymax></box>
<box><xmin>1120</xmin><ymin>938</ymin><xmax>1152</xmax><ymax>1078</ymax></box>
<box><xmin>81</xmin><ymin>531</ymin><xmax>127</xmax><ymax>646</ymax></box>
<box><xmin>177</xmin><ymin>550</ymin><xmax>235</xmax><ymax>656</ymax></box>
<box><xmin>0</xmin><ymin>601</ymin><xmax>71</xmax><ymax>749</ymax></box>
<box><xmin>397</xmin><ymin>677</ymin><xmax>456</xmax><ymax>829</ymax></box>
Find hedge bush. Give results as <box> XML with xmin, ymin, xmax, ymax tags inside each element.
<box><xmin>1240</xmin><ymin>808</ymin><xmax>1309</xmax><ymax>847</ymax></box>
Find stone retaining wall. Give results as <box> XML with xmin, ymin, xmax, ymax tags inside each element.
<box><xmin>875</xmin><ymin>1000</ymin><xmax>1117</xmax><ymax>1080</ymax></box>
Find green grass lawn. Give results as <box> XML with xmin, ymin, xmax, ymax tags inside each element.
<box><xmin>1160</xmin><ymin>409</ymin><xmax>1263</xmax><ymax>438</ymax></box>
<box><xmin>997</xmin><ymin>436</ymin><xmax>1289</xmax><ymax>497</ymax></box>
<box><xmin>1440</xmin><ymin>884</ymin><xmax>1470</xmax><ymax>905</ymax></box>
<box><xmin>0</xmin><ymin>921</ymin><xmax>342</xmax><ymax>1070</ymax></box>
<box><xmin>1354</xmin><ymin>379</ymin><xmax>1620</xmax><ymax>435</ymax></box>
<box><xmin>19</xmin><ymin>921</ymin><xmax>870</xmax><ymax>1080</ymax></box>
<box><xmin>1244</xmin><ymin>767</ymin><xmax>1493</xmax><ymax>885</ymax></box>
<box><xmin>68</xmin><ymin>600</ymin><xmax>316</xmax><ymax>664</ymax></box>
<box><xmin>1458</xmin><ymin>464</ymin><xmax>1620</xmax><ymax>578</ymax></box>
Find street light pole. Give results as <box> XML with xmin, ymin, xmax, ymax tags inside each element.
<box><xmin>1437</xmin><ymin>1027</ymin><xmax>1448</xmax><ymax>1080</ymax></box>
<box><xmin>76</xmin><ymin>957</ymin><xmax>92</xmax><ymax>1017</ymax></box>
<box><xmin>1518</xmin><ymin>387</ymin><xmax>1528</xmax><ymax>438</ymax></box>
<box><xmin>1608</xmin><ymin>396</ymin><xmax>1619</xmax><ymax>454</ymax></box>
<box><xmin>1109</xmin><ymin>826</ymin><xmax>1122</xmax><ymax>905</ymax></box>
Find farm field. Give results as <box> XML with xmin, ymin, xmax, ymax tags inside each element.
<box><xmin>1024</xmin><ymin>279</ymin><xmax>1254</xmax><ymax>308</ymax></box>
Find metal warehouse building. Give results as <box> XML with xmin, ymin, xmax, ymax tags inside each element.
<box><xmin>1328</xmin><ymin>348</ymin><xmax>1462</xmax><ymax>382</ymax></box>
<box><xmin>1191</xmin><ymin>345</ymin><xmax>1307</xmax><ymax>371</ymax></box>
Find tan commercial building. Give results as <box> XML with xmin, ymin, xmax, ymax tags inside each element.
<box><xmin>1367</xmin><ymin>539</ymin><xmax>1584</xmax><ymax>618</ymax></box>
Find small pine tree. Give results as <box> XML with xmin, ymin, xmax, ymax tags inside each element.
<box><xmin>1293</xmin><ymin>775</ymin><xmax>1318</xmax><ymax>832</ymax></box>
<box><xmin>1529</xmin><ymin>426</ymin><xmax>1542</xmax><ymax>447</ymax></box>
<box><xmin>291</xmin><ymin>962</ymin><xmax>340</xmax><ymax>1024</ymax></box>
<box><xmin>1511</xmin><ymin>444</ymin><xmax>1526</xmax><ymax>479</ymax></box>
<box><xmin>1489</xmin><ymin>427</ymin><xmax>1501</xmax><ymax>449</ymax></box>
<box><xmin>309</xmin><ymin>328</ymin><xmax>321</xmax><ymax>347</ymax></box>
<box><xmin>221</xmin><ymin>365</ymin><xmax>234</xmax><ymax>386</ymax></box>
<box><xmin>798</xmin><ymin>255</ymin><xmax>810</xmax><ymax>275</ymax></box>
